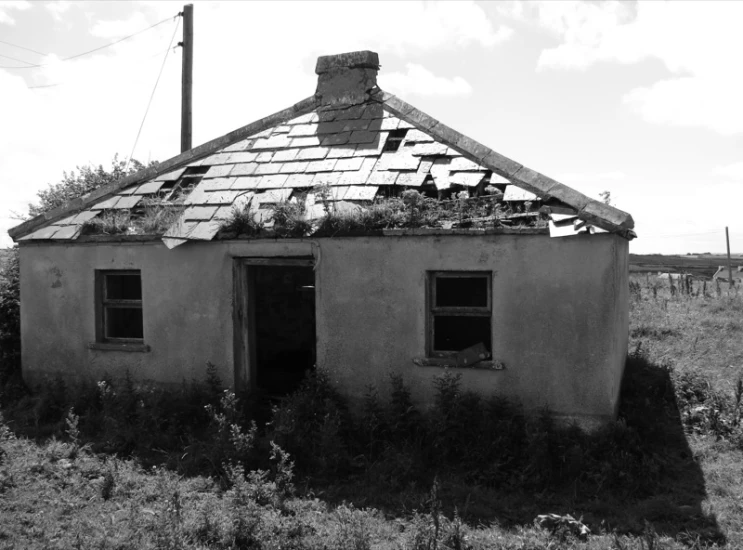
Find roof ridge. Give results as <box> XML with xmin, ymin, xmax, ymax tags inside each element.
<box><xmin>372</xmin><ymin>89</ymin><xmax>635</xmax><ymax>238</ymax></box>
<box><xmin>9</xmin><ymin>95</ymin><xmax>321</xmax><ymax>241</ymax></box>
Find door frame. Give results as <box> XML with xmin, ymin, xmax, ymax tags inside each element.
<box><xmin>232</xmin><ymin>257</ymin><xmax>315</xmax><ymax>391</ymax></box>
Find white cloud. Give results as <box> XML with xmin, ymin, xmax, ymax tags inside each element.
<box><xmin>0</xmin><ymin>1</ymin><xmax>510</xmax><ymax>247</ymax></box>
<box><xmin>714</xmin><ymin>163</ymin><xmax>743</xmax><ymax>180</ymax></box>
<box><xmin>0</xmin><ymin>0</ymin><xmax>31</xmax><ymax>25</ymax></box>
<box><xmin>504</xmin><ymin>1</ymin><xmax>743</xmax><ymax>135</ymax></box>
<box><xmin>46</xmin><ymin>1</ymin><xmax>82</xmax><ymax>21</ymax></box>
<box><xmin>381</xmin><ymin>63</ymin><xmax>472</xmax><ymax>98</ymax></box>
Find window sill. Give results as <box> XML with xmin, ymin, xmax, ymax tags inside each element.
<box><xmin>413</xmin><ymin>357</ymin><xmax>505</xmax><ymax>370</ymax></box>
<box><xmin>88</xmin><ymin>342</ymin><xmax>151</xmax><ymax>353</ymax></box>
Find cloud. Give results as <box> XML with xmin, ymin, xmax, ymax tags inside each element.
<box><xmin>0</xmin><ymin>0</ymin><xmax>31</xmax><ymax>25</ymax></box>
<box><xmin>503</xmin><ymin>1</ymin><xmax>743</xmax><ymax>135</ymax></box>
<box><xmin>45</xmin><ymin>1</ymin><xmax>82</xmax><ymax>21</ymax></box>
<box><xmin>714</xmin><ymin>163</ymin><xmax>743</xmax><ymax>180</ymax></box>
<box><xmin>381</xmin><ymin>63</ymin><xmax>472</xmax><ymax>98</ymax></box>
<box><xmin>0</xmin><ymin>1</ymin><xmax>511</xmax><ymax>247</ymax></box>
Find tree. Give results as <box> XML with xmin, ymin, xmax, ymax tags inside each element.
<box><xmin>27</xmin><ymin>154</ymin><xmax>156</xmax><ymax>218</ymax></box>
<box><xmin>599</xmin><ymin>191</ymin><xmax>612</xmax><ymax>206</ymax></box>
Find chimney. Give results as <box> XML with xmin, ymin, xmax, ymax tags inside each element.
<box><xmin>315</xmin><ymin>50</ymin><xmax>380</xmax><ymax>107</ymax></box>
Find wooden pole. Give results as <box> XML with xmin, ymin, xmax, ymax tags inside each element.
<box><xmin>726</xmin><ymin>226</ymin><xmax>733</xmax><ymax>288</ymax></box>
<box><xmin>181</xmin><ymin>4</ymin><xmax>193</xmax><ymax>153</ymax></box>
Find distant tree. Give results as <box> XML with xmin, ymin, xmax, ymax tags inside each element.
<box><xmin>27</xmin><ymin>154</ymin><xmax>157</xmax><ymax>218</ymax></box>
<box><xmin>599</xmin><ymin>191</ymin><xmax>612</xmax><ymax>206</ymax></box>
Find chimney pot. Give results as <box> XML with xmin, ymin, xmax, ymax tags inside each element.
<box><xmin>315</xmin><ymin>50</ymin><xmax>379</xmax><ymax>107</ymax></box>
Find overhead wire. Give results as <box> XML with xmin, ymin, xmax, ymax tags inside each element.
<box><xmin>0</xmin><ymin>52</ymin><xmax>36</xmax><ymax>66</ymax></box>
<box><xmin>25</xmin><ymin>45</ymin><xmax>177</xmax><ymax>89</ymax></box>
<box><xmin>125</xmin><ymin>15</ymin><xmax>181</xmax><ymax>171</ymax></box>
<box><xmin>0</xmin><ymin>38</ymin><xmax>48</xmax><ymax>57</ymax></box>
<box><xmin>0</xmin><ymin>14</ymin><xmax>176</xmax><ymax>69</ymax></box>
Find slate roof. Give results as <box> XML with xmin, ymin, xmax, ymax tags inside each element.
<box><xmin>9</xmin><ymin>55</ymin><xmax>635</xmax><ymax>246</ymax></box>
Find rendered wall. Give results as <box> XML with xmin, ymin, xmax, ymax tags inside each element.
<box><xmin>314</xmin><ymin>233</ymin><xmax>629</xmax><ymax>429</ymax></box>
<box><xmin>20</xmin><ymin>233</ymin><xmax>628</xmax><ymax>428</ymax></box>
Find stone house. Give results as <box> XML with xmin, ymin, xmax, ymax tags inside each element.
<box><xmin>8</xmin><ymin>51</ymin><xmax>635</xmax><ymax>429</ymax></box>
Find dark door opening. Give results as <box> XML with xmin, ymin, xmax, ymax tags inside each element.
<box><xmin>252</xmin><ymin>265</ymin><xmax>316</xmax><ymax>395</ymax></box>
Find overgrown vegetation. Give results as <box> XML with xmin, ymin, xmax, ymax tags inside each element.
<box><xmin>80</xmin><ymin>202</ymin><xmax>185</xmax><ymax>236</ymax></box>
<box><xmin>218</xmin><ymin>187</ymin><xmax>544</xmax><ymax>239</ymax></box>
<box><xmin>218</xmin><ymin>196</ymin><xmax>264</xmax><ymax>237</ymax></box>
<box><xmin>0</xmin><ymin>247</ymin><xmax>20</xmax><ymax>391</ymax></box>
<box><xmin>1</xmin><ymin>276</ymin><xmax>743</xmax><ymax>547</ymax></box>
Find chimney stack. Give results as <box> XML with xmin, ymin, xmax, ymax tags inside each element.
<box><xmin>315</xmin><ymin>50</ymin><xmax>379</xmax><ymax>107</ymax></box>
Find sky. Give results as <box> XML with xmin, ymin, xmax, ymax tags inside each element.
<box><xmin>1</xmin><ymin>0</ymin><xmax>742</xmax><ymax>254</ymax></box>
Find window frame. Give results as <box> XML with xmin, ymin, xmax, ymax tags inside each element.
<box><xmin>426</xmin><ymin>271</ymin><xmax>492</xmax><ymax>358</ymax></box>
<box><xmin>95</xmin><ymin>270</ymin><xmax>144</xmax><ymax>344</ymax></box>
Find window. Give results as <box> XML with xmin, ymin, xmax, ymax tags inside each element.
<box><xmin>96</xmin><ymin>271</ymin><xmax>144</xmax><ymax>342</ymax></box>
<box><xmin>428</xmin><ymin>272</ymin><xmax>491</xmax><ymax>358</ymax></box>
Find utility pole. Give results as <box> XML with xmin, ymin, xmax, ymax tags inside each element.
<box><xmin>726</xmin><ymin>226</ymin><xmax>734</xmax><ymax>288</ymax></box>
<box><xmin>180</xmin><ymin>4</ymin><xmax>193</xmax><ymax>153</ymax></box>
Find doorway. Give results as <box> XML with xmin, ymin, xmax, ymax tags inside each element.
<box><xmin>234</xmin><ymin>259</ymin><xmax>316</xmax><ymax>395</ymax></box>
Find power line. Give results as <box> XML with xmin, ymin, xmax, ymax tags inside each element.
<box><xmin>25</xmin><ymin>45</ymin><xmax>176</xmax><ymax>90</ymax></box>
<box><xmin>0</xmin><ymin>52</ymin><xmax>35</xmax><ymax>66</ymax></box>
<box><xmin>0</xmin><ymin>14</ymin><xmax>177</xmax><ymax>69</ymax></box>
<box><xmin>0</xmin><ymin>38</ymin><xmax>48</xmax><ymax>57</ymax></box>
<box><xmin>126</xmin><ymin>16</ymin><xmax>181</xmax><ymax>171</ymax></box>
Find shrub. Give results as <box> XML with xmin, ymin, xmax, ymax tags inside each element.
<box><xmin>267</xmin><ymin>368</ymin><xmax>352</xmax><ymax>476</ymax></box>
<box><xmin>0</xmin><ymin>247</ymin><xmax>21</xmax><ymax>391</ymax></box>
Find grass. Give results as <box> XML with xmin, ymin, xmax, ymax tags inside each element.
<box><xmin>2</xmin><ymin>276</ymin><xmax>743</xmax><ymax>548</ymax></box>
<box><xmin>81</xmin><ymin>201</ymin><xmax>185</xmax><ymax>237</ymax></box>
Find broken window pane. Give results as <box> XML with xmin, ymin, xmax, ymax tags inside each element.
<box><xmin>435</xmin><ymin>276</ymin><xmax>488</xmax><ymax>308</ymax></box>
<box><xmin>106</xmin><ymin>274</ymin><xmax>142</xmax><ymax>300</ymax></box>
<box><xmin>105</xmin><ymin>307</ymin><xmax>143</xmax><ymax>339</ymax></box>
<box><xmin>433</xmin><ymin>315</ymin><xmax>491</xmax><ymax>353</ymax></box>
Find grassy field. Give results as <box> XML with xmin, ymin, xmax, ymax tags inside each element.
<box><xmin>630</xmin><ymin>254</ymin><xmax>743</xmax><ymax>279</ymax></box>
<box><xmin>1</xmin><ymin>276</ymin><xmax>743</xmax><ymax>549</ymax></box>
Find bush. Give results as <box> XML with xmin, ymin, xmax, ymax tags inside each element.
<box><xmin>267</xmin><ymin>368</ymin><xmax>352</xmax><ymax>476</ymax></box>
<box><xmin>0</xmin><ymin>247</ymin><xmax>20</xmax><ymax>389</ymax></box>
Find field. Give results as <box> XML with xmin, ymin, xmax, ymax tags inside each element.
<box><xmin>0</xmin><ymin>275</ymin><xmax>743</xmax><ymax>549</ymax></box>
<box><xmin>630</xmin><ymin>254</ymin><xmax>743</xmax><ymax>279</ymax></box>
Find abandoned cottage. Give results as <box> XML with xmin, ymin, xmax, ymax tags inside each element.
<box><xmin>9</xmin><ymin>51</ymin><xmax>635</xmax><ymax>429</ymax></box>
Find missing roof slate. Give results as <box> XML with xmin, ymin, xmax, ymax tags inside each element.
<box><xmin>383</xmin><ymin>129</ymin><xmax>408</xmax><ymax>152</ymax></box>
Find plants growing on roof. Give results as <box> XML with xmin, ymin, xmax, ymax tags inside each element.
<box><xmin>81</xmin><ymin>211</ymin><xmax>131</xmax><ymax>235</ymax></box>
<box><xmin>218</xmin><ymin>196</ymin><xmax>263</xmax><ymax>237</ymax></box>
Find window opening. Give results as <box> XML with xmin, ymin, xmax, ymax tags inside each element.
<box><xmin>383</xmin><ymin>129</ymin><xmax>408</xmax><ymax>152</ymax></box>
<box><xmin>428</xmin><ymin>272</ymin><xmax>491</xmax><ymax>357</ymax></box>
<box><xmin>97</xmin><ymin>270</ymin><xmax>143</xmax><ymax>342</ymax></box>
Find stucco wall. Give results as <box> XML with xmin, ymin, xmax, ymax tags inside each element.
<box><xmin>19</xmin><ymin>233</ymin><xmax>628</xmax><ymax>428</ymax></box>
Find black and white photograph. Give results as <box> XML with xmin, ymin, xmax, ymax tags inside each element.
<box><xmin>0</xmin><ymin>1</ymin><xmax>741</xmax><ymax>548</ymax></box>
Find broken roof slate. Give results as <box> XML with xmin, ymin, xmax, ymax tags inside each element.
<box><xmin>12</xmin><ymin>80</ymin><xmax>634</xmax><ymax>244</ymax></box>
<box><xmin>113</xmin><ymin>196</ymin><xmax>142</xmax><ymax>210</ymax></box>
